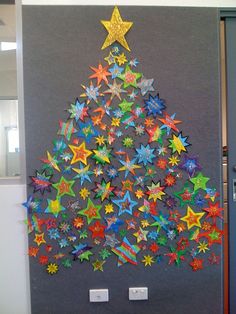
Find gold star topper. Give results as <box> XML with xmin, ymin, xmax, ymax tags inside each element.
<box><xmin>101</xmin><ymin>6</ymin><xmax>133</xmax><ymax>52</ymax></box>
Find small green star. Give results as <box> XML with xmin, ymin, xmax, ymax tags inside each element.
<box><xmin>99</xmin><ymin>248</ymin><xmax>111</xmax><ymax>260</ymax></box>
<box><xmin>62</xmin><ymin>258</ymin><xmax>72</xmax><ymax>268</ymax></box>
<box><xmin>79</xmin><ymin>250</ymin><xmax>93</xmax><ymax>262</ymax></box>
<box><xmin>118</xmin><ymin>65</ymin><xmax>142</xmax><ymax>88</ymax></box>
<box><xmin>52</xmin><ymin>176</ymin><xmax>75</xmax><ymax>198</ymax></box>
<box><xmin>118</xmin><ymin>99</ymin><xmax>134</xmax><ymax>113</ymax></box>
<box><xmin>190</xmin><ymin>172</ymin><xmax>209</xmax><ymax>192</ymax></box>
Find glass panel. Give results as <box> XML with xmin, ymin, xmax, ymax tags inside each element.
<box><xmin>0</xmin><ymin>4</ymin><xmax>20</xmax><ymax>178</ymax></box>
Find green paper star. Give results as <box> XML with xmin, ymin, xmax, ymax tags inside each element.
<box><xmin>62</xmin><ymin>258</ymin><xmax>72</xmax><ymax>268</ymax></box>
<box><xmin>174</xmin><ymin>183</ymin><xmax>197</xmax><ymax>207</ymax></box>
<box><xmin>99</xmin><ymin>248</ymin><xmax>111</xmax><ymax>260</ymax></box>
<box><xmin>79</xmin><ymin>250</ymin><xmax>93</xmax><ymax>262</ymax></box>
<box><xmin>118</xmin><ymin>65</ymin><xmax>142</xmax><ymax>88</ymax></box>
<box><xmin>92</xmin><ymin>259</ymin><xmax>105</xmax><ymax>271</ymax></box>
<box><xmin>92</xmin><ymin>145</ymin><xmax>112</xmax><ymax>165</ymax></box>
<box><xmin>79</xmin><ymin>230</ymin><xmax>88</xmax><ymax>239</ymax></box>
<box><xmin>118</xmin><ymin>99</ymin><xmax>134</xmax><ymax>113</ymax></box>
<box><xmin>78</xmin><ymin>198</ymin><xmax>102</xmax><ymax>224</ymax></box>
<box><xmin>52</xmin><ymin>176</ymin><xmax>75</xmax><ymax>198</ymax></box>
<box><xmin>190</xmin><ymin>172</ymin><xmax>210</xmax><ymax>192</ymax></box>
<box><xmin>45</xmin><ymin>198</ymin><xmax>66</xmax><ymax>218</ymax></box>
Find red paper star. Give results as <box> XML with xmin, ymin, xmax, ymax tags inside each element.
<box><xmin>89</xmin><ymin>221</ymin><xmax>106</xmax><ymax>239</ymax></box>
<box><xmin>149</xmin><ymin>242</ymin><xmax>159</xmax><ymax>253</ymax></box>
<box><xmin>203</xmin><ymin>201</ymin><xmax>224</xmax><ymax>223</ymax></box>
<box><xmin>28</xmin><ymin>246</ymin><xmax>39</xmax><ymax>257</ymax></box>
<box><xmin>190</xmin><ymin>258</ymin><xmax>203</xmax><ymax>271</ymax></box>
<box><xmin>200</xmin><ymin>225</ymin><xmax>224</xmax><ymax>246</ymax></box>
<box><xmin>208</xmin><ymin>252</ymin><xmax>220</xmax><ymax>265</ymax></box>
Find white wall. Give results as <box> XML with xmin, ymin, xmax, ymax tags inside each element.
<box><xmin>0</xmin><ymin>185</ymin><xmax>31</xmax><ymax>314</ymax></box>
<box><xmin>0</xmin><ymin>1</ymin><xmax>235</xmax><ymax>314</ymax></box>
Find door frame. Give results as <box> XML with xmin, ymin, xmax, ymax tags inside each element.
<box><xmin>220</xmin><ymin>8</ymin><xmax>236</xmax><ymax>314</ymax></box>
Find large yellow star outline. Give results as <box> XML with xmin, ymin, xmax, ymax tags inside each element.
<box><xmin>180</xmin><ymin>206</ymin><xmax>205</xmax><ymax>230</ymax></box>
<box><xmin>101</xmin><ymin>6</ymin><xmax>133</xmax><ymax>51</ymax></box>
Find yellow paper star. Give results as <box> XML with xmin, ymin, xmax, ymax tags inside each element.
<box><xmin>101</xmin><ymin>6</ymin><xmax>133</xmax><ymax>51</ymax></box>
<box><xmin>79</xmin><ymin>187</ymin><xmax>90</xmax><ymax>200</ymax></box>
<box><xmin>180</xmin><ymin>206</ymin><xmax>205</xmax><ymax>230</ymax></box>
<box><xmin>92</xmin><ymin>259</ymin><xmax>105</xmax><ymax>271</ymax></box>
<box><xmin>142</xmin><ymin>255</ymin><xmax>154</xmax><ymax>266</ymax></box>
<box><xmin>105</xmin><ymin>203</ymin><xmax>114</xmax><ymax>214</ymax></box>
<box><xmin>47</xmin><ymin>263</ymin><xmax>59</xmax><ymax>275</ymax></box>
<box><xmin>34</xmin><ymin>233</ymin><xmax>46</xmax><ymax>246</ymax></box>
<box><xmin>69</xmin><ymin>142</ymin><xmax>92</xmax><ymax>165</ymax></box>
<box><xmin>45</xmin><ymin>151</ymin><xmax>61</xmax><ymax>172</ymax></box>
<box><xmin>197</xmin><ymin>241</ymin><xmax>209</xmax><ymax>253</ymax></box>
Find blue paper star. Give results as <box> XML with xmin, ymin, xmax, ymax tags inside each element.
<box><xmin>67</xmin><ymin>99</ymin><xmax>88</xmax><ymax>122</ymax></box>
<box><xmin>112</xmin><ymin>191</ymin><xmax>138</xmax><ymax>216</ymax></box>
<box><xmin>72</xmin><ymin>163</ymin><xmax>92</xmax><ymax>185</ymax></box>
<box><xmin>151</xmin><ymin>212</ymin><xmax>171</xmax><ymax>232</ymax></box>
<box><xmin>52</xmin><ymin>139</ymin><xmax>67</xmax><ymax>154</ymax></box>
<box><xmin>22</xmin><ymin>195</ymin><xmax>42</xmax><ymax>213</ymax></box>
<box><xmin>77</xmin><ymin>121</ymin><xmax>99</xmax><ymax>143</ymax></box>
<box><xmin>48</xmin><ymin>228</ymin><xmax>60</xmax><ymax>240</ymax></box>
<box><xmin>144</xmin><ymin>94</ymin><xmax>166</xmax><ymax>117</ymax></box>
<box><xmin>109</xmin><ymin>63</ymin><xmax>124</xmax><ymax>78</ymax></box>
<box><xmin>135</xmin><ymin>144</ymin><xmax>156</xmax><ymax>166</ymax></box>
<box><xmin>105</xmin><ymin>215</ymin><xmax>124</xmax><ymax>233</ymax></box>
<box><xmin>178</xmin><ymin>155</ymin><xmax>201</xmax><ymax>177</ymax></box>
<box><xmin>71</xmin><ymin>243</ymin><xmax>92</xmax><ymax>260</ymax></box>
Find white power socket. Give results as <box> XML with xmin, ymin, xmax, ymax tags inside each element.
<box><xmin>129</xmin><ymin>287</ymin><xmax>148</xmax><ymax>300</ymax></box>
<box><xmin>89</xmin><ymin>289</ymin><xmax>109</xmax><ymax>302</ymax></box>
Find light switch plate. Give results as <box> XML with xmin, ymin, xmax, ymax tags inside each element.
<box><xmin>89</xmin><ymin>289</ymin><xmax>109</xmax><ymax>302</ymax></box>
<box><xmin>129</xmin><ymin>287</ymin><xmax>148</xmax><ymax>301</ymax></box>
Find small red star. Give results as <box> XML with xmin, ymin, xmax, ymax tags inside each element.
<box><xmin>149</xmin><ymin>242</ymin><xmax>159</xmax><ymax>253</ymax></box>
<box><xmin>190</xmin><ymin>258</ymin><xmax>203</xmax><ymax>271</ymax></box>
<box><xmin>28</xmin><ymin>246</ymin><xmax>39</xmax><ymax>257</ymax></box>
<box><xmin>208</xmin><ymin>252</ymin><xmax>220</xmax><ymax>265</ymax></box>
<box><xmin>164</xmin><ymin>174</ymin><xmax>176</xmax><ymax>187</ymax></box>
<box><xmin>89</xmin><ymin>221</ymin><xmax>106</xmax><ymax>239</ymax></box>
<box><xmin>156</xmin><ymin>158</ymin><xmax>168</xmax><ymax>170</ymax></box>
<box><xmin>39</xmin><ymin>255</ymin><xmax>49</xmax><ymax>265</ymax></box>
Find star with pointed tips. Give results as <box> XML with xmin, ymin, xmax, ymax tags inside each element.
<box><xmin>101</xmin><ymin>6</ymin><xmax>133</xmax><ymax>51</ymax></box>
<box><xmin>112</xmin><ymin>191</ymin><xmax>138</xmax><ymax>216</ymax></box>
<box><xmin>137</xmin><ymin>77</ymin><xmax>154</xmax><ymax>96</ymax></box>
<box><xmin>78</xmin><ymin>198</ymin><xmax>102</xmax><ymax>225</ymax></box>
<box><xmin>52</xmin><ymin>176</ymin><xmax>75</xmax><ymax>198</ymax></box>
<box><xmin>180</xmin><ymin>206</ymin><xmax>205</xmax><ymax>230</ymax></box>
<box><xmin>69</xmin><ymin>142</ymin><xmax>92</xmax><ymax>165</ymax></box>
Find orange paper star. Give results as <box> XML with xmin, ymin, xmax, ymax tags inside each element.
<box><xmin>89</xmin><ymin>63</ymin><xmax>111</xmax><ymax>85</ymax></box>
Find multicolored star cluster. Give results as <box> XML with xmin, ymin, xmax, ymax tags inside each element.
<box><xmin>24</xmin><ymin>7</ymin><xmax>223</xmax><ymax>275</ymax></box>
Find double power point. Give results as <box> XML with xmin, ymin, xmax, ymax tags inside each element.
<box><xmin>89</xmin><ymin>287</ymin><xmax>148</xmax><ymax>302</ymax></box>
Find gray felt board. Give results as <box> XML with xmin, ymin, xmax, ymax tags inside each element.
<box><xmin>22</xmin><ymin>5</ymin><xmax>223</xmax><ymax>314</ymax></box>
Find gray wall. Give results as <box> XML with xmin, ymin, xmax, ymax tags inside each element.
<box><xmin>23</xmin><ymin>6</ymin><xmax>222</xmax><ymax>314</ymax></box>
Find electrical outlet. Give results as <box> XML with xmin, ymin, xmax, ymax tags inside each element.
<box><xmin>89</xmin><ymin>289</ymin><xmax>109</xmax><ymax>302</ymax></box>
<box><xmin>129</xmin><ymin>287</ymin><xmax>148</xmax><ymax>300</ymax></box>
